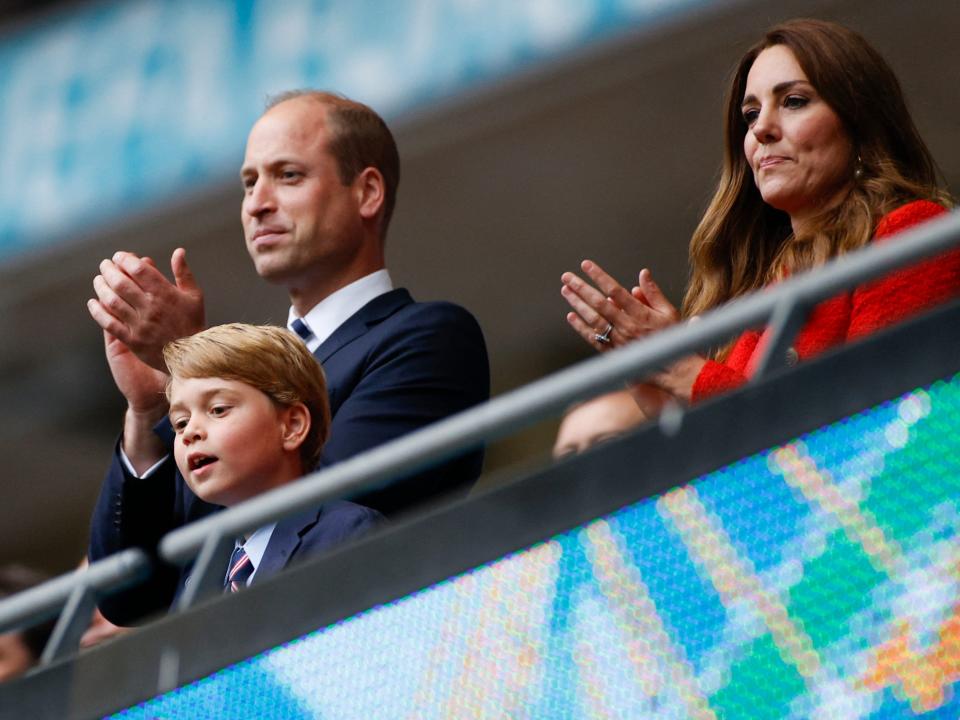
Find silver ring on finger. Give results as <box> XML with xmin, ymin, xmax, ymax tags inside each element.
<box><xmin>594</xmin><ymin>323</ymin><xmax>614</xmax><ymax>345</ymax></box>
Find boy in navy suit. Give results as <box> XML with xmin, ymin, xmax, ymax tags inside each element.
<box><xmin>163</xmin><ymin>323</ymin><xmax>382</xmax><ymax>593</ymax></box>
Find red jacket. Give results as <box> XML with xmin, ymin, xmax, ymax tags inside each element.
<box><xmin>691</xmin><ymin>200</ymin><xmax>959</xmax><ymax>403</ymax></box>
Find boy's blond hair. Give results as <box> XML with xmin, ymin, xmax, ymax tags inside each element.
<box><xmin>163</xmin><ymin>323</ymin><xmax>330</xmax><ymax>469</ymax></box>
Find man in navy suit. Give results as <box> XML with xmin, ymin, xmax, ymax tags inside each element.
<box><xmin>87</xmin><ymin>91</ymin><xmax>489</xmax><ymax>623</ymax></box>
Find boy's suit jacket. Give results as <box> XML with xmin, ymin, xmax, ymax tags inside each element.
<box><xmin>173</xmin><ymin>501</ymin><xmax>384</xmax><ymax>605</ymax></box>
<box><xmin>91</xmin><ymin>289</ymin><xmax>489</xmax><ymax>623</ymax></box>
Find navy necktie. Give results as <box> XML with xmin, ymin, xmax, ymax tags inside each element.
<box><xmin>291</xmin><ymin>317</ymin><xmax>314</xmax><ymax>343</ymax></box>
<box><xmin>226</xmin><ymin>545</ymin><xmax>254</xmax><ymax>593</ymax></box>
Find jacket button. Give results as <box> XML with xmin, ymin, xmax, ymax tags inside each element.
<box><xmin>785</xmin><ymin>347</ymin><xmax>799</xmax><ymax>366</ymax></box>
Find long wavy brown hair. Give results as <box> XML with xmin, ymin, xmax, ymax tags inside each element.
<box><xmin>683</xmin><ymin>19</ymin><xmax>951</xmax><ymax>335</ymax></box>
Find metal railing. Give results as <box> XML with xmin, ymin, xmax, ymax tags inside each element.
<box><xmin>2</xmin><ymin>207</ymin><xmax>959</xmax><ymax>663</ymax></box>
<box><xmin>0</xmin><ymin>549</ymin><xmax>149</xmax><ymax>663</ymax></box>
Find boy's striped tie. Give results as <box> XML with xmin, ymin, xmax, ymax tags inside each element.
<box><xmin>226</xmin><ymin>545</ymin><xmax>254</xmax><ymax>593</ymax></box>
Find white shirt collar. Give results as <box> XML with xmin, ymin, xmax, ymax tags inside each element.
<box><xmin>287</xmin><ymin>269</ymin><xmax>394</xmax><ymax>353</ymax></box>
<box><xmin>236</xmin><ymin>522</ymin><xmax>277</xmax><ymax>584</ymax></box>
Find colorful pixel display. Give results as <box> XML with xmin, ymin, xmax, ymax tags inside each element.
<box><xmin>111</xmin><ymin>373</ymin><xmax>960</xmax><ymax>719</ymax></box>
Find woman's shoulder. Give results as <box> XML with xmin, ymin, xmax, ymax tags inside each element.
<box><xmin>874</xmin><ymin>200</ymin><xmax>947</xmax><ymax>241</ymax></box>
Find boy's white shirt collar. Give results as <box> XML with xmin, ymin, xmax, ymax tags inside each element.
<box><xmin>234</xmin><ymin>522</ymin><xmax>277</xmax><ymax>585</ymax></box>
<box><xmin>287</xmin><ymin>269</ymin><xmax>393</xmax><ymax>353</ymax></box>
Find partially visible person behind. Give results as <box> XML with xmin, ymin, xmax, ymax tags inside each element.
<box><xmin>80</xmin><ymin>606</ymin><xmax>128</xmax><ymax>650</ymax></box>
<box><xmin>561</xmin><ymin>19</ymin><xmax>959</xmax><ymax>415</ymax></box>
<box><xmin>553</xmin><ymin>390</ymin><xmax>647</xmax><ymax>459</ymax></box>
<box><xmin>71</xmin><ymin>558</ymin><xmax>129</xmax><ymax>649</ymax></box>
<box><xmin>0</xmin><ymin>565</ymin><xmax>56</xmax><ymax>683</ymax></box>
<box><xmin>161</xmin><ymin>323</ymin><xmax>382</xmax><ymax>601</ymax></box>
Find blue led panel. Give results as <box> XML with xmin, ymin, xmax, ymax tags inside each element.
<box><xmin>111</xmin><ymin>373</ymin><xmax>960</xmax><ymax>719</ymax></box>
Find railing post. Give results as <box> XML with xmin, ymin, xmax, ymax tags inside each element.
<box><xmin>174</xmin><ymin>534</ymin><xmax>234</xmax><ymax>612</ymax></box>
<box><xmin>39</xmin><ymin>583</ymin><xmax>97</xmax><ymax>665</ymax></box>
<box><xmin>751</xmin><ymin>294</ymin><xmax>813</xmax><ymax>380</ymax></box>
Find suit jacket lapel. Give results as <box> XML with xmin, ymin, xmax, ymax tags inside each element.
<box><xmin>255</xmin><ymin>509</ymin><xmax>321</xmax><ymax>581</ymax></box>
<box><xmin>313</xmin><ymin>288</ymin><xmax>413</xmax><ymax>364</ymax></box>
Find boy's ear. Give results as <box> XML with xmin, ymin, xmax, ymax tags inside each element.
<box><xmin>280</xmin><ymin>403</ymin><xmax>311</xmax><ymax>452</ymax></box>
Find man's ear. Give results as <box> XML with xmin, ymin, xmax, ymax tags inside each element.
<box><xmin>355</xmin><ymin>167</ymin><xmax>386</xmax><ymax>222</ymax></box>
<box><xmin>280</xmin><ymin>403</ymin><xmax>311</xmax><ymax>453</ymax></box>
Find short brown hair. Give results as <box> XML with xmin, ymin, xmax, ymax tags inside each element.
<box><xmin>266</xmin><ymin>90</ymin><xmax>401</xmax><ymax>237</ymax></box>
<box><xmin>163</xmin><ymin>323</ymin><xmax>331</xmax><ymax>469</ymax></box>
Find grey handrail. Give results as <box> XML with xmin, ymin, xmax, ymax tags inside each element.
<box><xmin>160</xmin><ymin>208</ymin><xmax>960</xmax><ymax>575</ymax></box>
<box><xmin>0</xmin><ymin>549</ymin><xmax>149</xmax><ymax>642</ymax></box>
<box><xmin>0</xmin><ymin>549</ymin><xmax>149</xmax><ymax>633</ymax></box>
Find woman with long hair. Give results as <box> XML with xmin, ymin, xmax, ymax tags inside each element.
<box><xmin>561</xmin><ymin>18</ymin><xmax>959</xmax><ymax>416</ymax></box>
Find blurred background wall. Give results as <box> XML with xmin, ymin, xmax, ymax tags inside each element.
<box><xmin>1</xmin><ymin>0</ymin><xmax>957</xmax><ymax>573</ymax></box>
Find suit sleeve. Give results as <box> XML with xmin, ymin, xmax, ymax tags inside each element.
<box><xmin>89</xmin><ymin>425</ymin><xmax>220</xmax><ymax>624</ymax></box>
<box><xmin>848</xmin><ymin>201</ymin><xmax>959</xmax><ymax>340</ymax></box>
<box><xmin>319</xmin><ymin>303</ymin><xmax>490</xmax><ymax>516</ymax></box>
<box><xmin>690</xmin><ymin>360</ymin><xmax>750</xmax><ymax>403</ymax></box>
<box><xmin>88</xmin><ymin>441</ymin><xmax>182</xmax><ymax>624</ymax></box>
<box><xmin>690</xmin><ymin>330</ymin><xmax>762</xmax><ymax>404</ymax></box>
<box><xmin>690</xmin><ymin>201</ymin><xmax>958</xmax><ymax>405</ymax></box>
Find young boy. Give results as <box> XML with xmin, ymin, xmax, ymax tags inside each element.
<box><xmin>163</xmin><ymin>323</ymin><xmax>382</xmax><ymax>594</ymax></box>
